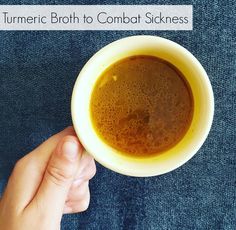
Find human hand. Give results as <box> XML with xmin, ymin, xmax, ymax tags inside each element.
<box><xmin>0</xmin><ymin>126</ymin><xmax>96</xmax><ymax>230</ymax></box>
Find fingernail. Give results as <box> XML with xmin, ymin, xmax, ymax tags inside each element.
<box><xmin>61</xmin><ymin>140</ymin><xmax>78</xmax><ymax>161</ymax></box>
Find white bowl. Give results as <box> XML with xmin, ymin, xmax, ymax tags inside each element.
<box><xmin>71</xmin><ymin>35</ymin><xmax>214</xmax><ymax>177</ymax></box>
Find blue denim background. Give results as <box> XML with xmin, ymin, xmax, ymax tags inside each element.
<box><xmin>0</xmin><ymin>0</ymin><xmax>235</xmax><ymax>229</ymax></box>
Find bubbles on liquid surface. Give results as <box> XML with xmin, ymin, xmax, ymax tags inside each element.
<box><xmin>90</xmin><ymin>55</ymin><xmax>193</xmax><ymax>157</ymax></box>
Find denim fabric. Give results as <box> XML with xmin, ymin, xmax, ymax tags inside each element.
<box><xmin>0</xmin><ymin>0</ymin><xmax>235</xmax><ymax>229</ymax></box>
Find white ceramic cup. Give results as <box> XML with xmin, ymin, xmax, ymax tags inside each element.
<box><xmin>71</xmin><ymin>35</ymin><xmax>214</xmax><ymax>177</ymax></box>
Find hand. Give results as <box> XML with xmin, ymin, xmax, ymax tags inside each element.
<box><xmin>0</xmin><ymin>126</ymin><xmax>96</xmax><ymax>230</ymax></box>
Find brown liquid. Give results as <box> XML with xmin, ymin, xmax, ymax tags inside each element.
<box><xmin>90</xmin><ymin>55</ymin><xmax>193</xmax><ymax>157</ymax></box>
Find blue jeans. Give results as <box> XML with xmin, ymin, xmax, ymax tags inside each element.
<box><xmin>0</xmin><ymin>0</ymin><xmax>235</xmax><ymax>229</ymax></box>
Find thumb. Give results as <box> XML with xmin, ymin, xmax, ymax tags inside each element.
<box><xmin>29</xmin><ymin>136</ymin><xmax>82</xmax><ymax>219</ymax></box>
